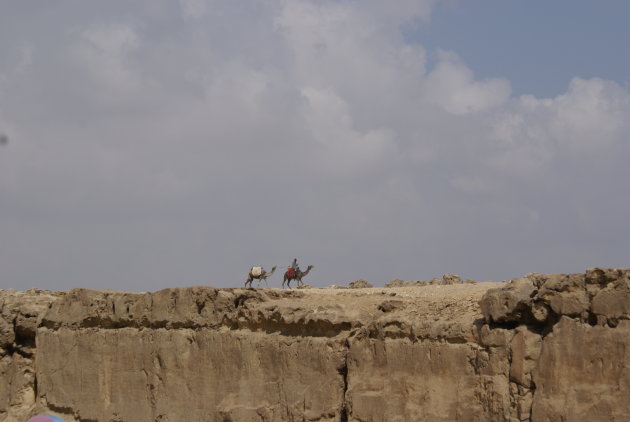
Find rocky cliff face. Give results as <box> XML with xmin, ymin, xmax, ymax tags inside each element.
<box><xmin>1</xmin><ymin>268</ymin><xmax>629</xmax><ymax>422</ymax></box>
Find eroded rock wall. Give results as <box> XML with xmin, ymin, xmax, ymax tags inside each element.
<box><xmin>480</xmin><ymin>268</ymin><xmax>630</xmax><ymax>421</ymax></box>
<box><xmin>1</xmin><ymin>289</ymin><xmax>61</xmax><ymax>421</ymax></box>
<box><xmin>1</xmin><ymin>268</ymin><xmax>629</xmax><ymax>421</ymax></box>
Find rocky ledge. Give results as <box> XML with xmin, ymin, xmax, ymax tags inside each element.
<box><xmin>1</xmin><ymin>267</ymin><xmax>629</xmax><ymax>421</ymax></box>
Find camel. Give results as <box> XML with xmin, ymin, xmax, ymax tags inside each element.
<box><xmin>245</xmin><ymin>266</ymin><xmax>277</xmax><ymax>288</ymax></box>
<box><xmin>282</xmin><ymin>265</ymin><xmax>314</xmax><ymax>289</ymax></box>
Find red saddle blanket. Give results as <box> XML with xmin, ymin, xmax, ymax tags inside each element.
<box><xmin>286</xmin><ymin>268</ymin><xmax>297</xmax><ymax>278</ymax></box>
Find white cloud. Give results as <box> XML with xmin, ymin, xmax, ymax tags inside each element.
<box><xmin>179</xmin><ymin>0</ymin><xmax>208</xmax><ymax>19</ymax></box>
<box><xmin>300</xmin><ymin>86</ymin><xmax>399</xmax><ymax>177</ymax></box>
<box><xmin>424</xmin><ymin>50</ymin><xmax>511</xmax><ymax>115</ymax></box>
<box><xmin>70</xmin><ymin>24</ymin><xmax>141</xmax><ymax>98</ymax></box>
<box><xmin>276</xmin><ymin>0</ymin><xmax>428</xmax><ymax>121</ymax></box>
<box><xmin>550</xmin><ymin>77</ymin><xmax>630</xmax><ymax>150</ymax></box>
<box><xmin>336</xmin><ymin>0</ymin><xmax>435</xmax><ymax>28</ymax></box>
<box><xmin>486</xmin><ymin>77</ymin><xmax>630</xmax><ymax>179</ymax></box>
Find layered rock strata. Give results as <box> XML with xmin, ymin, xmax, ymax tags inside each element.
<box><xmin>1</xmin><ymin>268</ymin><xmax>629</xmax><ymax>421</ymax></box>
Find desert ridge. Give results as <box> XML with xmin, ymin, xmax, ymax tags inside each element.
<box><xmin>2</xmin><ymin>268</ymin><xmax>629</xmax><ymax>421</ymax></box>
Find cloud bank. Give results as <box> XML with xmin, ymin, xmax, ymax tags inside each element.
<box><xmin>0</xmin><ymin>1</ymin><xmax>628</xmax><ymax>290</ymax></box>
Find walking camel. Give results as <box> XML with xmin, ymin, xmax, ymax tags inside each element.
<box><xmin>245</xmin><ymin>266</ymin><xmax>277</xmax><ymax>288</ymax></box>
<box><xmin>283</xmin><ymin>265</ymin><xmax>314</xmax><ymax>289</ymax></box>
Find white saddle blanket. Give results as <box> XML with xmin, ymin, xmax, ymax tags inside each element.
<box><xmin>251</xmin><ymin>266</ymin><xmax>263</xmax><ymax>277</ymax></box>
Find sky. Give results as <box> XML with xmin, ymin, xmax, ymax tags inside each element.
<box><xmin>1</xmin><ymin>0</ymin><xmax>629</xmax><ymax>291</ymax></box>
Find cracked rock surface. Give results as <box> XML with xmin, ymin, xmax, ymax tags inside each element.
<box><xmin>1</xmin><ymin>268</ymin><xmax>629</xmax><ymax>421</ymax></box>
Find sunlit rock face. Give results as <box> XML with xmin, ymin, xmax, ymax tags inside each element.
<box><xmin>1</xmin><ymin>268</ymin><xmax>629</xmax><ymax>421</ymax></box>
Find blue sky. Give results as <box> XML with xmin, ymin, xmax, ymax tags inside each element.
<box><xmin>0</xmin><ymin>1</ymin><xmax>629</xmax><ymax>291</ymax></box>
<box><xmin>413</xmin><ymin>0</ymin><xmax>630</xmax><ymax>97</ymax></box>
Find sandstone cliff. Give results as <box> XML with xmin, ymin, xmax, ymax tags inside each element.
<box><xmin>1</xmin><ymin>268</ymin><xmax>629</xmax><ymax>421</ymax></box>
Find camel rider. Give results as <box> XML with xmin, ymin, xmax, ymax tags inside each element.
<box><xmin>291</xmin><ymin>258</ymin><xmax>299</xmax><ymax>272</ymax></box>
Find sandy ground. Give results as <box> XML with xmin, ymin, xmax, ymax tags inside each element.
<box><xmin>292</xmin><ymin>281</ymin><xmax>504</xmax><ymax>298</ymax></box>
<box><xmin>250</xmin><ymin>281</ymin><xmax>508</xmax><ymax>323</ymax></box>
<box><xmin>258</xmin><ymin>282</ymin><xmax>506</xmax><ymax>305</ymax></box>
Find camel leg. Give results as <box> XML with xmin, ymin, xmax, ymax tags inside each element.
<box><xmin>263</xmin><ymin>277</ymin><xmax>269</xmax><ymax>288</ymax></box>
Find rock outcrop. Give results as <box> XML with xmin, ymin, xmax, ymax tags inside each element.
<box><xmin>1</xmin><ymin>268</ymin><xmax>629</xmax><ymax>421</ymax></box>
<box><xmin>480</xmin><ymin>268</ymin><xmax>630</xmax><ymax>421</ymax></box>
<box><xmin>384</xmin><ymin>274</ymin><xmax>475</xmax><ymax>287</ymax></box>
<box><xmin>348</xmin><ymin>280</ymin><xmax>373</xmax><ymax>289</ymax></box>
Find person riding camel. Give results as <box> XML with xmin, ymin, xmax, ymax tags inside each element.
<box><xmin>288</xmin><ymin>258</ymin><xmax>300</xmax><ymax>279</ymax></box>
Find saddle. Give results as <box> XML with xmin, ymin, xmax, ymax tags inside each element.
<box><xmin>251</xmin><ymin>266</ymin><xmax>263</xmax><ymax>277</ymax></box>
<box><xmin>286</xmin><ymin>268</ymin><xmax>297</xmax><ymax>278</ymax></box>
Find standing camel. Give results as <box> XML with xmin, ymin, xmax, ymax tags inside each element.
<box><xmin>283</xmin><ymin>265</ymin><xmax>314</xmax><ymax>289</ymax></box>
<box><xmin>245</xmin><ymin>266</ymin><xmax>277</xmax><ymax>288</ymax></box>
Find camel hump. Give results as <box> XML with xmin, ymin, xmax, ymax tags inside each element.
<box><xmin>251</xmin><ymin>266</ymin><xmax>263</xmax><ymax>276</ymax></box>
